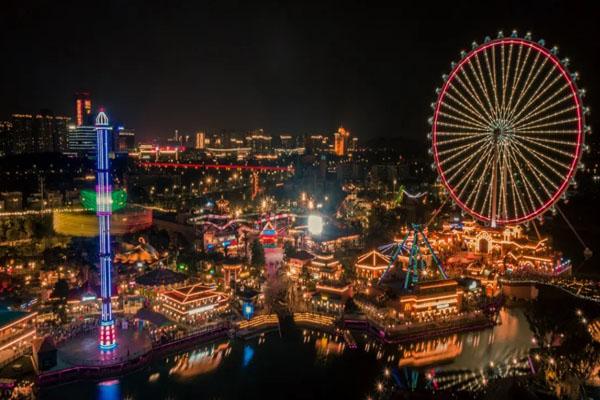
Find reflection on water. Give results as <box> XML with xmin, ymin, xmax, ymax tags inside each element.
<box><xmin>315</xmin><ymin>336</ymin><xmax>345</xmax><ymax>358</ymax></box>
<box><xmin>398</xmin><ymin>335</ymin><xmax>463</xmax><ymax>368</ymax></box>
<box><xmin>242</xmin><ymin>344</ymin><xmax>254</xmax><ymax>367</ymax></box>
<box><xmin>168</xmin><ymin>342</ymin><xmax>231</xmax><ymax>380</ymax></box>
<box><xmin>438</xmin><ymin>307</ymin><xmax>533</xmax><ymax>371</ymax></box>
<box><xmin>359</xmin><ymin>308</ymin><xmax>534</xmax><ymax>371</ymax></box>
<box><xmin>42</xmin><ymin>307</ymin><xmax>535</xmax><ymax>399</ymax></box>
<box><xmin>96</xmin><ymin>380</ymin><xmax>121</xmax><ymax>400</ymax></box>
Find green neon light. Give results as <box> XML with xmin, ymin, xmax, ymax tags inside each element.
<box><xmin>80</xmin><ymin>189</ymin><xmax>127</xmax><ymax>212</ymax></box>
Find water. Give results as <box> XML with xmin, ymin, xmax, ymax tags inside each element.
<box><xmin>40</xmin><ymin>308</ymin><xmax>533</xmax><ymax>400</ymax></box>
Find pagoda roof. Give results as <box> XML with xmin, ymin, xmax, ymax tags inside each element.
<box><xmin>162</xmin><ymin>283</ymin><xmax>225</xmax><ymax>304</ymax></box>
<box><xmin>355</xmin><ymin>250</ymin><xmax>391</xmax><ymax>269</ymax></box>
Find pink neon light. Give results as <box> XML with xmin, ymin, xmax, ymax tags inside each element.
<box><xmin>432</xmin><ymin>38</ymin><xmax>584</xmax><ymax>225</ymax></box>
<box><xmin>140</xmin><ymin>161</ymin><xmax>293</xmax><ymax>172</ymax></box>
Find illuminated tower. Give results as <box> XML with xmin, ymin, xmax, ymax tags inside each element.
<box><xmin>334</xmin><ymin>126</ymin><xmax>349</xmax><ymax>156</ymax></box>
<box><xmin>195</xmin><ymin>131</ymin><xmax>205</xmax><ymax>149</ymax></box>
<box><xmin>75</xmin><ymin>92</ymin><xmax>92</xmax><ymax>126</ymax></box>
<box><xmin>96</xmin><ymin>110</ymin><xmax>116</xmax><ymax>350</ymax></box>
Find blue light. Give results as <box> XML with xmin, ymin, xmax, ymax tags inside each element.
<box><xmin>242</xmin><ymin>345</ymin><xmax>254</xmax><ymax>368</ymax></box>
<box><xmin>242</xmin><ymin>302</ymin><xmax>254</xmax><ymax>320</ymax></box>
<box><xmin>96</xmin><ymin>111</ymin><xmax>116</xmax><ymax>350</ymax></box>
<box><xmin>97</xmin><ymin>379</ymin><xmax>121</xmax><ymax>400</ymax></box>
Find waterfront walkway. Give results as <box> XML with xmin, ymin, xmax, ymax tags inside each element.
<box><xmin>501</xmin><ymin>276</ymin><xmax>600</xmax><ymax>304</ymax></box>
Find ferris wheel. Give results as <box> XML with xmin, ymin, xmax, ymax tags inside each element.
<box><xmin>430</xmin><ymin>30</ymin><xmax>590</xmax><ymax>226</ymax></box>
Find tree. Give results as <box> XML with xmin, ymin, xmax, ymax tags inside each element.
<box><xmin>53</xmin><ymin>279</ymin><xmax>70</xmax><ymax>323</ymax></box>
<box><xmin>250</xmin><ymin>239</ymin><xmax>265</xmax><ymax>269</ymax></box>
<box><xmin>24</xmin><ymin>219</ymin><xmax>35</xmax><ymax>238</ymax></box>
<box><xmin>525</xmin><ymin>289</ymin><xmax>600</xmax><ymax>398</ymax></box>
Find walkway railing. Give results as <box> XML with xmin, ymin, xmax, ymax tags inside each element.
<box><xmin>500</xmin><ymin>277</ymin><xmax>600</xmax><ymax>304</ymax></box>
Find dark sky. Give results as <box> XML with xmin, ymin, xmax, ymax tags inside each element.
<box><xmin>1</xmin><ymin>0</ymin><xmax>598</xmax><ymax>142</ymax></box>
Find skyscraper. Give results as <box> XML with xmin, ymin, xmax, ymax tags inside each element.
<box><xmin>95</xmin><ymin>110</ymin><xmax>116</xmax><ymax>350</ymax></box>
<box><xmin>68</xmin><ymin>124</ymin><xmax>97</xmax><ymax>157</ymax></box>
<box><xmin>334</xmin><ymin>126</ymin><xmax>350</xmax><ymax>156</ymax></box>
<box><xmin>8</xmin><ymin>112</ymin><xmax>70</xmax><ymax>154</ymax></box>
<box><xmin>75</xmin><ymin>92</ymin><xmax>92</xmax><ymax>126</ymax></box>
<box><xmin>195</xmin><ymin>131</ymin><xmax>205</xmax><ymax>149</ymax></box>
<box><xmin>116</xmin><ymin>127</ymin><xmax>136</xmax><ymax>152</ymax></box>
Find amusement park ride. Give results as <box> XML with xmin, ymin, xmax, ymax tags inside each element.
<box><xmin>377</xmin><ymin>30</ymin><xmax>592</xmax><ymax>291</ymax></box>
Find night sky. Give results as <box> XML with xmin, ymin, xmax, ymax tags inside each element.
<box><xmin>1</xmin><ymin>0</ymin><xmax>598</xmax><ymax>142</ymax></box>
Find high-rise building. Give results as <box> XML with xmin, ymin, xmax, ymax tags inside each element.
<box><xmin>349</xmin><ymin>137</ymin><xmax>358</xmax><ymax>152</ymax></box>
<box><xmin>334</xmin><ymin>126</ymin><xmax>350</xmax><ymax>156</ymax></box>
<box><xmin>0</xmin><ymin>121</ymin><xmax>13</xmax><ymax>156</ymax></box>
<box><xmin>0</xmin><ymin>192</ymin><xmax>23</xmax><ymax>212</ymax></box>
<box><xmin>113</xmin><ymin>126</ymin><xmax>135</xmax><ymax>152</ymax></box>
<box><xmin>246</xmin><ymin>129</ymin><xmax>271</xmax><ymax>152</ymax></box>
<box><xmin>36</xmin><ymin>112</ymin><xmax>70</xmax><ymax>153</ymax></box>
<box><xmin>75</xmin><ymin>92</ymin><xmax>92</xmax><ymax>126</ymax></box>
<box><xmin>7</xmin><ymin>112</ymin><xmax>70</xmax><ymax>154</ymax></box>
<box><xmin>195</xmin><ymin>131</ymin><xmax>205</xmax><ymax>149</ymax></box>
<box><xmin>68</xmin><ymin>124</ymin><xmax>98</xmax><ymax>157</ymax></box>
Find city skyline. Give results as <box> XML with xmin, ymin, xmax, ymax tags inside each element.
<box><xmin>1</xmin><ymin>1</ymin><xmax>598</xmax><ymax>142</ymax></box>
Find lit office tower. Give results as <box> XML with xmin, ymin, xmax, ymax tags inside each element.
<box><xmin>334</xmin><ymin>126</ymin><xmax>349</xmax><ymax>156</ymax></box>
<box><xmin>95</xmin><ymin>110</ymin><xmax>116</xmax><ymax>350</ymax></box>
<box><xmin>75</xmin><ymin>92</ymin><xmax>92</xmax><ymax>126</ymax></box>
<box><xmin>195</xmin><ymin>131</ymin><xmax>205</xmax><ymax>149</ymax></box>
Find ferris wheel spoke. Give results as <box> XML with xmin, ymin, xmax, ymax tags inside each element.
<box><xmin>500</xmin><ymin>43</ymin><xmax>513</xmax><ymax>120</ymax></box>
<box><xmin>448</xmin><ymin>142</ymin><xmax>493</xmax><ymax>193</ymax></box>
<box><xmin>513</xmin><ymin>101</ymin><xmax>576</xmax><ymax>131</ymax></box>
<box><xmin>510</xmin><ymin>139</ymin><xmax>572</xmax><ymax>180</ymax></box>
<box><xmin>506</xmin><ymin>150</ymin><xmax>540</xmax><ymax>216</ymax></box>
<box><xmin>436</xmin><ymin>136</ymin><xmax>489</xmax><ymax>162</ymax></box>
<box><xmin>437</xmin><ymin>109</ymin><xmax>491</xmax><ymax>130</ymax></box>
<box><xmin>463</xmin><ymin>147</ymin><xmax>496</xmax><ymax>216</ymax></box>
<box><xmin>439</xmin><ymin>101</ymin><xmax>490</xmax><ymax>129</ymax></box>
<box><xmin>471</xmin><ymin>51</ymin><xmax>499</xmax><ymax>120</ymax></box>
<box><xmin>511</xmin><ymin>90</ymin><xmax>572</xmax><ymax>129</ymax></box>
<box><xmin>508</xmin><ymin>148</ymin><xmax>529</xmax><ymax>220</ymax></box>
<box><xmin>436</xmin><ymin>130</ymin><xmax>489</xmax><ymax>138</ymax></box>
<box><xmin>513</xmin><ymin>133</ymin><xmax>577</xmax><ymax>157</ymax></box>
<box><xmin>479</xmin><ymin>167</ymin><xmax>494</xmax><ymax>220</ymax></box>
<box><xmin>512</xmin><ymin>133</ymin><xmax>578</xmax><ymax>148</ymax></box>
<box><xmin>509</xmin><ymin>143</ymin><xmax>557</xmax><ymax>200</ymax></box>
<box><xmin>505</xmin><ymin>45</ymin><xmax>531</xmax><ymax>121</ymax></box>
<box><xmin>437</xmin><ymin>134</ymin><xmax>489</xmax><ymax>148</ymax></box>
<box><xmin>509</xmin><ymin>72</ymin><xmax>565</xmax><ymax>126</ymax></box>
<box><xmin>499</xmin><ymin>149</ymin><xmax>512</xmax><ymax>220</ymax></box>
<box><xmin>505</xmin><ymin>52</ymin><xmax>546</xmax><ymax>122</ymax></box>
<box><xmin>514</xmin><ymin>116</ymin><xmax>579</xmax><ymax>132</ymax></box>
<box><xmin>484</xmin><ymin>45</ymin><xmax>502</xmax><ymax>120</ymax></box>
<box><xmin>505</xmin><ymin>152</ymin><xmax>527</xmax><ymax>222</ymax></box>
<box><xmin>511</xmin><ymin>128</ymin><xmax>579</xmax><ymax>135</ymax></box>
<box><xmin>443</xmin><ymin>90</ymin><xmax>490</xmax><ymax>126</ymax></box>
<box><xmin>437</xmin><ymin>119</ymin><xmax>489</xmax><ymax>131</ymax></box>
<box><xmin>455</xmin><ymin>70</ymin><xmax>497</xmax><ymax>122</ymax></box>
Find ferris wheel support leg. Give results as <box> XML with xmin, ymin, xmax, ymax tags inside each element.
<box><xmin>555</xmin><ymin>204</ymin><xmax>592</xmax><ymax>261</ymax></box>
<box><xmin>426</xmin><ymin>196</ymin><xmax>449</xmax><ymax>229</ymax></box>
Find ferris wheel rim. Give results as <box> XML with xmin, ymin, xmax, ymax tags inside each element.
<box><xmin>432</xmin><ymin>37</ymin><xmax>585</xmax><ymax>225</ymax></box>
